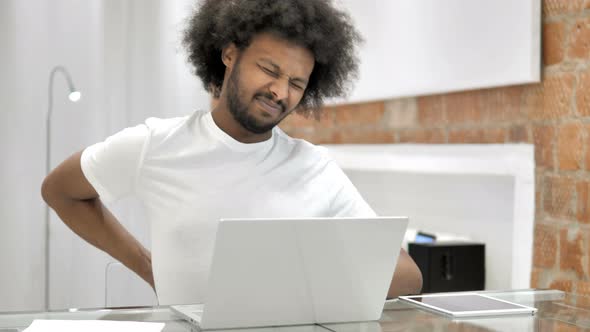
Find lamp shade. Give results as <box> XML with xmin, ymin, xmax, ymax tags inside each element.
<box><xmin>68</xmin><ymin>91</ymin><xmax>81</xmax><ymax>102</ymax></box>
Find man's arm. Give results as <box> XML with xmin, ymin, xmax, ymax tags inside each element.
<box><xmin>387</xmin><ymin>248</ymin><xmax>422</xmax><ymax>299</ymax></box>
<box><xmin>41</xmin><ymin>151</ymin><xmax>155</xmax><ymax>290</ymax></box>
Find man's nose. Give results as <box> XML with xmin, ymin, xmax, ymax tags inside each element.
<box><xmin>269</xmin><ymin>77</ymin><xmax>289</xmax><ymax>102</ymax></box>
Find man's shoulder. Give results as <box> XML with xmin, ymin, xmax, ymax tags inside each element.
<box><xmin>142</xmin><ymin>110</ymin><xmax>211</xmax><ymax>140</ymax></box>
<box><xmin>144</xmin><ymin>112</ymin><xmax>198</xmax><ymax>133</ymax></box>
<box><xmin>139</xmin><ymin>110</ymin><xmax>208</xmax><ymax>153</ymax></box>
<box><xmin>274</xmin><ymin>129</ymin><xmax>332</xmax><ymax>162</ymax></box>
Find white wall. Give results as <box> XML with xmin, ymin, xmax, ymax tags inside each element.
<box><xmin>0</xmin><ymin>0</ymin><xmax>209</xmax><ymax>311</ymax></box>
<box><xmin>0</xmin><ymin>0</ymin><xmax>49</xmax><ymax>312</ymax></box>
<box><xmin>335</xmin><ymin>0</ymin><xmax>541</xmax><ymax>104</ymax></box>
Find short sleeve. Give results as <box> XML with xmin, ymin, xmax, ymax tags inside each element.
<box><xmin>80</xmin><ymin>124</ymin><xmax>149</xmax><ymax>204</ymax></box>
<box><xmin>326</xmin><ymin>161</ymin><xmax>377</xmax><ymax>218</ymax></box>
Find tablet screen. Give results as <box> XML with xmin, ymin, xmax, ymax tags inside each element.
<box><xmin>399</xmin><ymin>293</ymin><xmax>539</xmax><ymax>318</ymax></box>
<box><xmin>412</xmin><ymin>294</ymin><xmax>527</xmax><ymax>312</ymax></box>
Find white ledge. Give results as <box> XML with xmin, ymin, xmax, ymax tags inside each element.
<box><xmin>324</xmin><ymin>144</ymin><xmax>535</xmax><ymax>289</ymax></box>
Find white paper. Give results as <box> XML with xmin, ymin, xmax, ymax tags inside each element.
<box><xmin>23</xmin><ymin>319</ymin><xmax>165</xmax><ymax>332</ymax></box>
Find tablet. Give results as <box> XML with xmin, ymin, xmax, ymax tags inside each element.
<box><xmin>398</xmin><ymin>293</ymin><xmax>537</xmax><ymax>318</ymax></box>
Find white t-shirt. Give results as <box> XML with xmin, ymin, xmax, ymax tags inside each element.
<box><xmin>81</xmin><ymin>110</ymin><xmax>375</xmax><ymax>305</ymax></box>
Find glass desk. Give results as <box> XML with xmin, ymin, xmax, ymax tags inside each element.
<box><xmin>1</xmin><ymin>290</ymin><xmax>589</xmax><ymax>331</ymax></box>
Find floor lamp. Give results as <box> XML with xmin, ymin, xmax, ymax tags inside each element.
<box><xmin>45</xmin><ymin>65</ymin><xmax>81</xmax><ymax>310</ymax></box>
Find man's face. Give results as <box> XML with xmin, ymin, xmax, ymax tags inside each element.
<box><xmin>224</xmin><ymin>33</ymin><xmax>315</xmax><ymax>134</ymax></box>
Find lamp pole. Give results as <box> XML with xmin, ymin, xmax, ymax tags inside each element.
<box><xmin>45</xmin><ymin>65</ymin><xmax>81</xmax><ymax>310</ymax></box>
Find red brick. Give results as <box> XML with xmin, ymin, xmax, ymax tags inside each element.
<box><xmin>568</xmin><ymin>17</ymin><xmax>590</xmax><ymax>60</ymax></box>
<box><xmin>538</xmin><ymin>321</ymin><xmax>580</xmax><ymax>332</ymax></box>
<box><xmin>417</xmin><ymin>95</ymin><xmax>446</xmax><ymax>126</ymax></box>
<box><xmin>399</xmin><ymin>129</ymin><xmax>446</xmax><ymax>144</ymax></box>
<box><xmin>524</xmin><ymin>74</ymin><xmax>575</xmax><ymax>120</ymax></box>
<box><xmin>535</xmin><ymin>320</ymin><xmax>550</xmax><ymax>331</ymax></box>
<box><xmin>558</xmin><ymin>322</ymin><xmax>580</xmax><ymax>332</ymax></box>
<box><xmin>549</xmin><ymin>278</ymin><xmax>574</xmax><ymax>292</ymax></box>
<box><xmin>543</xmin><ymin>175</ymin><xmax>576</xmax><ymax>220</ymax></box>
<box><xmin>543</xmin><ymin>0</ymin><xmax>586</xmax><ymax>16</ymax></box>
<box><xmin>543</xmin><ymin>21</ymin><xmax>567</xmax><ymax>66</ymax></box>
<box><xmin>447</xmin><ymin>128</ymin><xmax>506</xmax><ymax>144</ymax></box>
<box><xmin>557</xmin><ymin>122</ymin><xmax>584</xmax><ymax>170</ymax></box>
<box><xmin>530</xmin><ymin>268</ymin><xmax>543</xmax><ymax>288</ymax></box>
<box><xmin>577</xmin><ymin>68</ymin><xmax>590</xmax><ymax>117</ymax></box>
<box><xmin>448</xmin><ymin>129</ymin><xmax>483</xmax><ymax>144</ymax></box>
<box><xmin>333</xmin><ymin>102</ymin><xmax>385</xmax><ymax>127</ymax></box>
<box><xmin>576</xmin><ymin>181</ymin><xmax>590</xmax><ymax>224</ymax></box>
<box><xmin>560</xmin><ymin>228</ymin><xmax>587</xmax><ymax>278</ymax></box>
<box><xmin>536</xmin><ymin>175</ymin><xmax>543</xmax><ymax>221</ymax></box>
<box><xmin>509</xmin><ymin>125</ymin><xmax>530</xmax><ymax>143</ymax></box>
<box><xmin>480</xmin><ymin>86</ymin><xmax>524</xmax><ymax>123</ymax></box>
<box><xmin>579</xmin><ymin>280</ymin><xmax>590</xmax><ymax>295</ymax></box>
<box><xmin>383</xmin><ymin>98</ymin><xmax>417</xmax><ymax>129</ymax></box>
<box><xmin>280</xmin><ymin>108</ymin><xmax>334</xmax><ymax>131</ymax></box>
<box><xmin>482</xmin><ymin>128</ymin><xmax>507</xmax><ymax>143</ymax></box>
<box><xmin>331</xmin><ymin>129</ymin><xmax>395</xmax><ymax>144</ymax></box>
<box><xmin>533</xmin><ymin>125</ymin><xmax>555</xmax><ymax>169</ymax></box>
<box><xmin>576</xmin><ymin>281</ymin><xmax>590</xmax><ymax>308</ymax></box>
<box><xmin>444</xmin><ymin>91</ymin><xmax>482</xmax><ymax>124</ymax></box>
<box><xmin>286</xmin><ymin>129</ymin><xmax>334</xmax><ymax>145</ymax></box>
<box><xmin>580</xmin><ymin>298</ymin><xmax>590</xmax><ymax>310</ymax></box>
<box><xmin>533</xmin><ymin>224</ymin><xmax>558</xmax><ymax>268</ymax></box>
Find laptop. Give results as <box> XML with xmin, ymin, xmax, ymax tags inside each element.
<box><xmin>171</xmin><ymin>216</ymin><xmax>408</xmax><ymax>330</ymax></box>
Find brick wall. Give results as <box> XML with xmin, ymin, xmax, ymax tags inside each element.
<box><xmin>279</xmin><ymin>0</ymin><xmax>590</xmax><ymax>296</ymax></box>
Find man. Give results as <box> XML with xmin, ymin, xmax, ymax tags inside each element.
<box><xmin>42</xmin><ymin>0</ymin><xmax>422</xmax><ymax>305</ymax></box>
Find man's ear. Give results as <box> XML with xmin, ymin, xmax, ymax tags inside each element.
<box><xmin>221</xmin><ymin>43</ymin><xmax>239</xmax><ymax>69</ymax></box>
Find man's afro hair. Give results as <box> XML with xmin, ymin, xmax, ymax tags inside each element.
<box><xmin>182</xmin><ymin>0</ymin><xmax>362</xmax><ymax>118</ymax></box>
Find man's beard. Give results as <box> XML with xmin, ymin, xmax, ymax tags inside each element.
<box><xmin>227</xmin><ymin>61</ymin><xmax>286</xmax><ymax>135</ymax></box>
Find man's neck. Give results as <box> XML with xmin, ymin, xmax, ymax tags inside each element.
<box><xmin>210</xmin><ymin>102</ymin><xmax>272</xmax><ymax>144</ymax></box>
